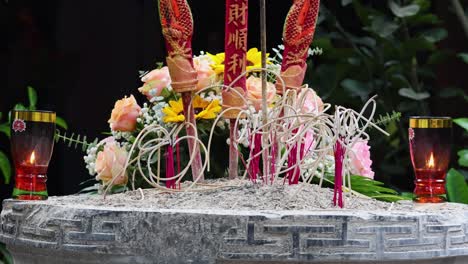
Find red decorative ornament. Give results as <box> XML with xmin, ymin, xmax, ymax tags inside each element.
<box><xmin>158</xmin><ymin>0</ymin><xmax>205</xmax><ymax>182</ymax></box>
<box><xmin>12</xmin><ymin>119</ymin><xmax>26</xmax><ymax>133</ymax></box>
<box><xmin>276</xmin><ymin>0</ymin><xmax>320</xmax><ymax>94</ymax></box>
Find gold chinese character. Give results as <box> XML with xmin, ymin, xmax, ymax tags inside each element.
<box><xmin>226</xmin><ymin>53</ymin><xmax>246</xmax><ymax>82</ymax></box>
<box><xmin>228</xmin><ymin>2</ymin><xmax>248</xmax><ymax>26</ymax></box>
<box><xmin>228</xmin><ymin>28</ymin><xmax>247</xmax><ymax>50</ymax></box>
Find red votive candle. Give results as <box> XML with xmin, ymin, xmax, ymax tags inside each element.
<box><xmin>409</xmin><ymin>116</ymin><xmax>452</xmax><ymax>203</ymax></box>
<box><xmin>10</xmin><ymin>110</ymin><xmax>56</xmax><ymax>200</ymax></box>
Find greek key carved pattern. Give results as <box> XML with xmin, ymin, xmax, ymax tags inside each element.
<box><xmin>221</xmin><ymin>215</ymin><xmax>468</xmax><ymax>261</ymax></box>
<box><xmin>0</xmin><ymin>204</ymin><xmax>120</xmax><ymax>250</ymax></box>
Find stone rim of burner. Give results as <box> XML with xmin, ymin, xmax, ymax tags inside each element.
<box><xmin>2</xmin><ymin>199</ymin><xmax>468</xmax><ymax>264</ymax></box>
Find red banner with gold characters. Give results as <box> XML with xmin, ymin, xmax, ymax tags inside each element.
<box><xmin>224</xmin><ymin>0</ymin><xmax>248</xmax><ymax>89</ymax></box>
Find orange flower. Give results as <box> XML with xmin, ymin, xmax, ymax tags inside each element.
<box><xmin>95</xmin><ymin>137</ymin><xmax>128</xmax><ymax>186</ymax></box>
<box><xmin>245</xmin><ymin>76</ymin><xmax>276</xmax><ymax>111</ymax></box>
<box><xmin>108</xmin><ymin>95</ymin><xmax>141</xmax><ymax>132</ymax></box>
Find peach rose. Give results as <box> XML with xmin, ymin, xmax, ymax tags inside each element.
<box><xmin>246</xmin><ymin>76</ymin><xmax>276</xmax><ymax>111</ymax></box>
<box><xmin>108</xmin><ymin>95</ymin><xmax>141</xmax><ymax>132</ymax></box>
<box><xmin>194</xmin><ymin>55</ymin><xmax>216</xmax><ymax>91</ymax></box>
<box><xmin>95</xmin><ymin>137</ymin><xmax>128</xmax><ymax>186</ymax></box>
<box><xmin>349</xmin><ymin>139</ymin><xmax>374</xmax><ymax>179</ymax></box>
<box><xmin>301</xmin><ymin>88</ymin><xmax>323</xmax><ymax>114</ymax></box>
<box><xmin>138</xmin><ymin>67</ymin><xmax>172</xmax><ymax>100</ymax></box>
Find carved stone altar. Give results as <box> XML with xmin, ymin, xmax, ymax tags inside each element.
<box><xmin>2</xmin><ymin>198</ymin><xmax>468</xmax><ymax>264</ymax></box>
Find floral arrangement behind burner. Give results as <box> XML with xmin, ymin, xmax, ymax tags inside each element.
<box><xmin>73</xmin><ymin>46</ymin><xmax>405</xmax><ymax>203</ymax></box>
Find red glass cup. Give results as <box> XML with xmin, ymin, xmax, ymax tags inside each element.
<box><xmin>409</xmin><ymin>117</ymin><xmax>452</xmax><ymax>203</ymax></box>
<box><xmin>10</xmin><ymin>110</ymin><xmax>56</xmax><ymax>200</ymax></box>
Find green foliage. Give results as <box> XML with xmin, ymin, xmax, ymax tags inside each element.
<box><xmin>388</xmin><ymin>1</ymin><xmax>420</xmax><ymax>18</ymax></box>
<box><xmin>323</xmin><ymin>175</ymin><xmax>410</xmax><ymax>202</ymax></box>
<box><xmin>446</xmin><ymin>169</ymin><xmax>468</xmax><ymax>204</ymax></box>
<box><xmin>446</xmin><ymin>119</ymin><xmax>468</xmax><ymax>203</ymax></box>
<box><xmin>0</xmin><ymin>151</ymin><xmax>11</xmax><ymax>184</ymax></box>
<box><xmin>454</xmin><ymin>118</ymin><xmax>468</xmax><ymax>168</ymax></box>
<box><xmin>373</xmin><ymin>111</ymin><xmax>401</xmax><ymax>127</ymax></box>
<box><xmin>27</xmin><ymin>86</ymin><xmax>38</xmax><ymax>109</ymax></box>
<box><xmin>56</xmin><ymin>116</ymin><xmax>69</xmax><ymax>130</ymax></box>
<box><xmin>458</xmin><ymin>53</ymin><xmax>468</xmax><ymax>64</ymax></box>
<box><xmin>310</xmin><ymin>0</ymin><xmax>461</xmax><ymax>187</ymax></box>
<box><xmin>55</xmin><ymin>130</ymin><xmax>98</xmax><ymax>152</ymax></box>
<box><xmin>454</xmin><ymin>118</ymin><xmax>468</xmax><ymax>132</ymax></box>
<box><xmin>458</xmin><ymin>150</ymin><xmax>468</xmax><ymax>168</ymax></box>
<box><xmin>0</xmin><ymin>242</ymin><xmax>12</xmax><ymax>264</ymax></box>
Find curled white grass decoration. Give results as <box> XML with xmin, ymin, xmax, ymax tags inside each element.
<box><xmin>100</xmin><ymin>68</ymin><xmax>389</xmax><ymax>201</ymax></box>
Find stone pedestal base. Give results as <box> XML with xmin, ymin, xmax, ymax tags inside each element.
<box><xmin>2</xmin><ymin>199</ymin><xmax>468</xmax><ymax>263</ymax></box>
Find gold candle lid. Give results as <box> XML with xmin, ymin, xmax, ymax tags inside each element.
<box><xmin>12</xmin><ymin>110</ymin><xmax>56</xmax><ymax>123</ymax></box>
<box><xmin>409</xmin><ymin>116</ymin><xmax>452</xmax><ymax>128</ymax></box>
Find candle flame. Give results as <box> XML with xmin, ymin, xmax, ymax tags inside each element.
<box><xmin>29</xmin><ymin>151</ymin><xmax>36</xmax><ymax>165</ymax></box>
<box><xmin>427</xmin><ymin>152</ymin><xmax>435</xmax><ymax>168</ymax></box>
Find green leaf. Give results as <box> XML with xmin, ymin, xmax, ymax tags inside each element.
<box><xmin>401</xmin><ymin>192</ymin><xmax>415</xmax><ymax>199</ymax></box>
<box><xmin>323</xmin><ymin>175</ymin><xmax>410</xmax><ymax>203</ymax></box>
<box><xmin>421</xmin><ymin>28</ymin><xmax>448</xmax><ymax>43</ymax></box>
<box><xmin>352</xmin><ymin>184</ymin><xmax>398</xmax><ymax>195</ymax></box>
<box><xmin>458</xmin><ymin>53</ymin><xmax>468</xmax><ymax>64</ymax></box>
<box><xmin>398</xmin><ymin>88</ymin><xmax>430</xmax><ymax>100</ymax></box>
<box><xmin>27</xmin><ymin>86</ymin><xmax>38</xmax><ymax>110</ymax></box>
<box><xmin>341</xmin><ymin>79</ymin><xmax>372</xmax><ymax>101</ymax></box>
<box><xmin>368</xmin><ymin>194</ymin><xmax>410</xmax><ymax>203</ymax></box>
<box><xmin>313</xmin><ymin>38</ymin><xmax>334</xmax><ymax>52</ymax></box>
<box><xmin>446</xmin><ymin>168</ymin><xmax>468</xmax><ymax>204</ymax></box>
<box><xmin>407</xmin><ymin>14</ymin><xmax>440</xmax><ymax>26</ymax></box>
<box><xmin>454</xmin><ymin>118</ymin><xmax>468</xmax><ymax>132</ymax></box>
<box><xmin>0</xmin><ymin>123</ymin><xmax>10</xmax><ymax>138</ymax></box>
<box><xmin>458</xmin><ymin>150</ymin><xmax>468</xmax><ymax>167</ymax></box>
<box><xmin>341</xmin><ymin>0</ymin><xmax>353</xmax><ymax>6</ymax></box>
<box><xmin>388</xmin><ymin>1</ymin><xmax>420</xmax><ymax>18</ymax></box>
<box><xmin>368</xmin><ymin>16</ymin><xmax>399</xmax><ymax>38</ymax></box>
<box><xmin>401</xmin><ymin>37</ymin><xmax>435</xmax><ymax>56</ymax></box>
<box><xmin>438</xmin><ymin>87</ymin><xmax>459</xmax><ymax>98</ymax></box>
<box><xmin>56</xmin><ymin>116</ymin><xmax>68</xmax><ymax>130</ymax></box>
<box><xmin>0</xmin><ymin>242</ymin><xmax>13</xmax><ymax>264</ymax></box>
<box><xmin>413</xmin><ymin>0</ymin><xmax>431</xmax><ymax>12</ymax></box>
<box><xmin>13</xmin><ymin>104</ymin><xmax>27</xmax><ymax>111</ymax></box>
<box><xmin>428</xmin><ymin>50</ymin><xmax>452</xmax><ymax>65</ymax></box>
<box><xmin>79</xmin><ymin>185</ymin><xmax>99</xmax><ymax>194</ymax></box>
<box><xmin>0</xmin><ymin>151</ymin><xmax>12</xmax><ymax>184</ymax></box>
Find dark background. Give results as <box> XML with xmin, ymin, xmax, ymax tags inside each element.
<box><xmin>1</xmin><ymin>0</ymin><xmax>467</xmax><ymax>200</ymax></box>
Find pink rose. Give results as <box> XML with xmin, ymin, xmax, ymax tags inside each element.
<box><xmin>193</xmin><ymin>55</ymin><xmax>216</xmax><ymax>91</ymax></box>
<box><xmin>246</xmin><ymin>76</ymin><xmax>276</xmax><ymax>111</ymax></box>
<box><xmin>301</xmin><ymin>88</ymin><xmax>323</xmax><ymax>114</ymax></box>
<box><xmin>349</xmin><ymin>139</ymin><xmax>374</xmax><ymax>179</ymax></box>
<box><xmin>108</xmin><ymin>95</ymin><xmax>141</xmax><ymax>132</ymax></box>
<box><xmin>95</xmin><ymin>137</ymin><xmax>128</xmax><ymax>186</ymax></box>
<box><xmin>304</xmin><ymin>130</ymin><xmax>314</xmax><ymax>153</ymax></box>
<box><xmin>138</xmin><ymin>67</ymin><xmax>172</xmax><ymax>99</ymax></box>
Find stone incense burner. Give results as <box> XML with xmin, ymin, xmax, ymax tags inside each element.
<box><xmin>2</xmin><ymin>185</ymin><xmax>468</xmax><ymax>264</ymax></box>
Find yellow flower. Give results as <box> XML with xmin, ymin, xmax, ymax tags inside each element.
<box><xmin>207</xmin><ymin>48</ymin><xmax>270</xmax><ymax>75</ymax></box>
<box><xmin>246</xmin><ymin>48</ymin><xmax>266</xmax><ymax>72</ymax></box>
<box><xmin>162</xmin><ymin>96</ymin><xmax>222</xmax><ymax>123</ymax></box>
<box><xmin>207</xmin><ymin>52</ymin><xmax>225</xmax><ymax>75</ymax></box>
<box><xmin>193</xmin><ymin>95</ymin><xmax>222</xmax><ymax>120</ymax></box>
<box><xmin>162</xmin><ymin>99</ymin><xmax>185</xmax><ymax>123</ymax></box>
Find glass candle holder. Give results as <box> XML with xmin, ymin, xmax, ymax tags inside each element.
<box><xmin>409</xmin><ymin>116</ymin><xmax>452</xmax><ymax>203</ymax></box>
<box><xmin>10</xmin><ymin>110</ymin><xmax>56</xmax><ymax>200</ymax></box>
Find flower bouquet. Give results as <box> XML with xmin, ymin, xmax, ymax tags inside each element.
<box><xmin>72</xmin><ymin>45</ymin><xmax>404</xmax><ymax>204</ymax></box>
<box><xmin>57</xmin><ymin>0</ymin><xmax>408</xmax><ymax>206</ymax></box>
